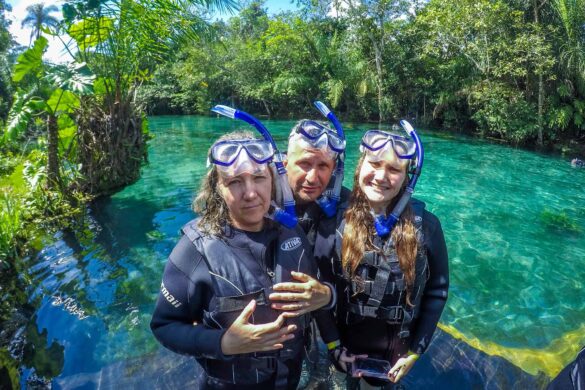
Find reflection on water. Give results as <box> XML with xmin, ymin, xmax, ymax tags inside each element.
<box><xmin>22</xmin><ymin>315</ymin><xmax>65</xmax><ymax>380</ymax></box>
<box><xmin>10</xmin><ymin>116</ymin><xmax>585</xmax><ymax>388</ymax></box>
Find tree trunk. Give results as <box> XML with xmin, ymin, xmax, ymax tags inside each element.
<box><xmin>374</xmin><ymin>42</ymin><xmax>384</xmax><ymax>123</ymax></box>
<box><xmin>537</xmin><ymin>73</ymin><xmax>544</xmax><ymax>146</ymax></box>
<box><xmin>534</xmin><ymin>0</ymin><xmax>545</xmax><ymax>147</ymax></box>
<box><xmin>47</xmin><ymin>114</ymin><xmax>60</xmax><ymax>190</ymax></box>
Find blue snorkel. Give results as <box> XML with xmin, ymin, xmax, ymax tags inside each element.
<box><xmin>211</xmin><ymin>105</ymin><xmax>298</xmax><ymax>228</ymax></box>
<box><xmin>313</xmin><ymin>101</ymin><xmax>346</xmax><ymax>218</ymax></box>
<box><xmin>374</xmin><ymin>120</ymin><xmax>424</xmax><ymax>238</ymax></box>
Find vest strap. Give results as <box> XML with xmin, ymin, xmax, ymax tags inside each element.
<box><xmin>365</xmin><ymin>257</ymin><xmax>392</xmax><ymax>307</ymax></box>
<box><xmin>351</xmin><ymin>278</ymin><xmax>406</xmax><ymax>296</ymax></box>
<box><xmin>347</xmin><ymin>302</ymin><xmax>408</xmax><ymax>322</ymax></box>
<box><xmin>214</xmin><ymin>290</ymin><xmax>268</xmax><ymax>313</ymax></box>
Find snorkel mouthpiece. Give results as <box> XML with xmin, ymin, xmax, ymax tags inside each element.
<box><xmin>312</xmin><ymin>101</ymin><xmax>346</xmax><ymax>218</ymax></box>
<box><xmin>371</xmin><ymin>120</ymin><xmax>424</xmax><ymax>238</ymax></box>
<box><xmin>211</xmin><ymin>105</ymin><xmax>298</xmax><ymax>228</ymax></box>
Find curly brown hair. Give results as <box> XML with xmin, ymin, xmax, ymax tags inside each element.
<box><xmin>192</xmin><ymin>130</ymin><xmax>264</xmax><ymax>236</ymax></box>
<box><xmin>341</xmin><ymin>154</ymin><xmax>419</xmax><ymax>305</ymax></box>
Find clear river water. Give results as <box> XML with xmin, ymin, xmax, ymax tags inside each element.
<box><xmin>10</xmin><ymin>115</ymin><xmax>585</xmax><ymax>389</ymax></box>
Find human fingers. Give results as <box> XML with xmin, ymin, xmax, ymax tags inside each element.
<box><xmin>262</xmin><ymin>324</ymin><xmax>297</xmax><ymax>344</ymax></box>
<box><xmin>235</xmin><ymin>299</ymin><xmax>256</xmax><ymax>324</ymax></box>
<box><xmin>290</xmin><ymin>271</ymin><xmax>311</xmax><ymax>282</ymax></box>
<box><xmin>393</xmin><ymin>367</ymin><xmax>406</xmax><ymax>383</ymax></box>
<box><xmin>271</xmin><ymin>282</ymin><xmax>308</xmax><ymax>293</ymax></box>
<box><xmin>388</xmin><ymin>360</ymin><xmax>404</xmax><ymax>383</ymax></box>
<box><xmin>271</xmin><ymin>301</ymin><xmax>309</xmax><ymax>311</ymax></box>
<box><xmin>339</xmin><ymin>350</ymin><xmax>356</xmax><ymax>363</ymax></box>
<box><xmin>254</xmin><ymin>313</ymin><xmax>290</xmax><ymax>334</ymax></box>
<box><xmin>269</xmin><ymin>291</ymin><xmax>311</xmax><ymax>302</ymax></box>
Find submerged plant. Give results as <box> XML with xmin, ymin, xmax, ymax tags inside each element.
<box><xmin>540</xmin><ymin>208</ymin><xmax>582</xmax><ymax>234</ymax></box>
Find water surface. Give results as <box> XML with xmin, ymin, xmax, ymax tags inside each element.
<box><xmin>14</xmin><ymin>115</ymin><xmax>585</xmax><ymax>388</ymax></box>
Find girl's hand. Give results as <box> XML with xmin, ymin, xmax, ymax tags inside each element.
<box><xmin>388</xmin><ymin>354</ymin><xmax>419</xmax><ymax>382</ymax></box>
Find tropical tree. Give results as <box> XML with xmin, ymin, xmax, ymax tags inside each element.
<box><xmin>331</xmin><ymin>0</ymin><xmax>411</xmax><ymax>122</ymax></box>
<box><xmin>0</xmin><ymin>0</ymin><xmax>13</xmax><ymax>120</ymax></box>
<box><xmin>56</xmin><ymin>0</ymin><xmax>237</xmax><ymax>195</ymax></box>
<box><xmin>6</xmin><ymin>36</ymin><xmax>95</xmax><ymax>189</ymax></box>
<box><xmin>549</xmin><ymin>0</ymin><xmax>585</xmax><ymax>136</ymax></box>
<box><xmin>21</xmin><ymin>3</ymin><xmax>59</xmax><ymax>45</ymax></box>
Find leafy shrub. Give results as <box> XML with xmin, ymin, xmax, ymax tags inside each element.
<box><xmin>469</xmin><ymin>81</ymin><xmax>537</xmax><ymax>144</ymax></box>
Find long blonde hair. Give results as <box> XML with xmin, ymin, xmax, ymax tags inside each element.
<box><xmin>341</xmin><ymin>155</ymin><xmax>419</xmax><ymax>304</ymax></box>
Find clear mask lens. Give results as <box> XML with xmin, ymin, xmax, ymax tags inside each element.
<box><xmin>215</xmin><ymin>151</ymin><xmax>269</xmax><ymax>177</ymax></box>
<box><xmin>210</xmin><ymin>139</ymin><xmax>274</xmax><ymax>165</ymax></box>
<box><xmin>294</xmin><ymin>120</ymin><xmax>346</xmax><ymax>153</ymax></box>
<box><xmin>361</xmin><ymin>130</ymin><xmax>416</xmax><ymax>159</ymax></box>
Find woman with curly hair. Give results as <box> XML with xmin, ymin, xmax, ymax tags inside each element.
<box><xmin>150</xmin><ymin>130</ymin><xmax>338</xmax><ymax>390</ymax></box>
<box><xmin>330</xmin><ymin>126</ymin><xmax>449</xmax><ymax>389</ymax></box>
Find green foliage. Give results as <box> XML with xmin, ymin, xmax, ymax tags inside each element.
<box><xmin>67</xmin><ymin>17</ymin><xmax>114</xmax><ymax>51</ymax></box>
<box><xmin>0</xmin><ymin>189</ymin><xmax>25</xmax><ymax>262</ymax></box>
<box><xmin>469</xmin><ymin>81</ymin><xmax>537</xmax><ymax>144</ymax></box>
<box><xmin>12</xmin><ymin>36</ymin><xmax>47</xmax><ymax>83</ymax></box>
<box><xmin>45</xmin><ymin>62</ymin><xmax>95</xmax><ymax>95</ymax></box>
<box><xmin>540</xmin><ymin>209</ymin><xmax>582</xmax><ymax>234</ymax></box>
<box><xmin>0</xmin><ymin>348</ymin><xmax>20</xmax><ymax>389</ymax></box>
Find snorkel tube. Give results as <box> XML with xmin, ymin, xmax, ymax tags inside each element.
<box><xmin>211</xmin><ymin>105</ymin><xmax>298</xmax><ymax>228</ymax></box>
<box><xmin>313</xmin><ymin>101</ymin><xmax>346</xmax><ymax>218</ymax></box>
<box><xmin>374</xmin><ymin>120</ymin><xmax>424</xmax><ymax>237</ymax></box>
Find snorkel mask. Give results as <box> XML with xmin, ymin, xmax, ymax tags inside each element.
<box><xmin>208</xmin><ymin>139</ymin><xmax>274</xmax><ymax>177</ymax></box>
<box><xmin>307</xmin><ymin>101</ymin><xmax>347</xmax><ymax>218</ymax></box>
<box><xmin>360</xmin><ymin>120</ymin><xmax>424</xmax><ymax>237</ymax></box>
<box><xmin>211</xmin><ymin>105</ymin><xmax>298</xmax><ymax>228</ymax></box>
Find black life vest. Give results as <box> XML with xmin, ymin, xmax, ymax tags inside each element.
<box><xmin>181</xmin><ymin>219</ymin><xmax>315</xmax><ymax>386</ymax></box>
<box><xmin>336</xmin><ymin>200</ymin><xmax>429</xmax><ymax>340</ymax></box>
<box><xmin>306</xmin><ymin>186</ymin><xmax>350</xmax><ymax>277</ymax></box>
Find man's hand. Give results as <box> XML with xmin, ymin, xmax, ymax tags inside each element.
<box><xmin>269</xmin><ymin>271</ymin><xmax>332</xmax><ymax>315</ymax></box>
<box><xmin>221</xmin><ymin>299</ymin><xmax>297</xmax><ymax>355</ymax></box>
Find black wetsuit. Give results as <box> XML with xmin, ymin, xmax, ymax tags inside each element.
<box><xmin>332</xmin><ymin>199</ymin><xmax>449</xmax><ymax>386</ymax></box>
<box><xmin>548</xmin><ymin>346</ymin><xmax>585</xmax><ymax>390</ymax></box>
<box><xmin>150</xmin><ymin>219</ymin><xmax>339</xmax><ymax>390</ymax></box>
<box><xmin>295</xmin><ymin>186</ymin><xmax>352</xmax><ymax>344</ymax></box>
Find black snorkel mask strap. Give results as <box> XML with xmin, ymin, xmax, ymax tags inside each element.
<box><xmin>313</xmin><ymin>101</ymin><xmax>346</xmax><ymax>218</ymax></box>
<box><xmin>374</xmin><ymin>120</ymin><xmax>424</xmax><ymax>238</ymax></box>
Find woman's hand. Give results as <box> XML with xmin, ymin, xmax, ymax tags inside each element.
<box><xmin>220</xmin><ymin>299</ymin><xmax>297</xmax><ymax>355</ymax></box>
<box><xmin>388</xmin><ymin>354</ymin><xmax>419</xmax><ymax>382</ymax></box>
<box><xmin>269</xmin><ymin>271</ymin><xmax>332</xmax><ymax>315</ymax></box>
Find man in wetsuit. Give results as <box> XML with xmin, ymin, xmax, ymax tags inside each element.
<box><xmin>284</xmin><ymin>120</ymin><xmax>350</xmax><ymax>275</ymax></box>
<box><xmin>277</xmin><ymin>119</ymin><xmax>351</xmax><ymax>371</ymax></box>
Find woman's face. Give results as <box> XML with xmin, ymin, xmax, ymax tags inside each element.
<box><xmin>358</xmin><ymin>154</ymin><xmax>408</xmax><ymax>214</ymax></box>
<box><xmin>218</xmin><ymin>170</ymin><xmax>272</xmax><ymax>231</ymax></box>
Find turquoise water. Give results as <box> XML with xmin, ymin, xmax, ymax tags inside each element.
<box><xmin>15</xmin><ymin>116</ymin><xmax>585</xmax><ymax>386</ymax></box>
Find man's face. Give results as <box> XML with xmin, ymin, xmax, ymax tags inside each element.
<box><xmin>285</xmin><ymin>145</ymin><xmax>335</xmax><ymax>204</ymax></box>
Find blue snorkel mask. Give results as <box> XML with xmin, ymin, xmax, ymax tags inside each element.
<box><xmin>360</xmin><ymin>120</ymin><xmax>424</xmax><ymax>238</ymax></box>
<box><xmin>211</xmin><ymin>105</ymin><xmax>298</xmax><ymax>228</ymax></box>
<box><xmin>311</xmin><ymin>101</ymin><xmax>346</xmax><ymax>218</ymax></box>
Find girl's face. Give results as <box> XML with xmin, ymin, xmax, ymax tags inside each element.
<box><xmin>218</xmin><ymin>171</ymin><xmax>272</xmax><ymax>232</ymax></box>
<box><xmin>358</xmin><ymin>153</ymin><xmax>408</xmax><ymax>214</ymax></box>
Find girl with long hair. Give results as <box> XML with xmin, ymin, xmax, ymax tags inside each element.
<box><xmin>331</xmin><ymin>128</ymin><xmax>449</xmax><ymax>389</ymax></box>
